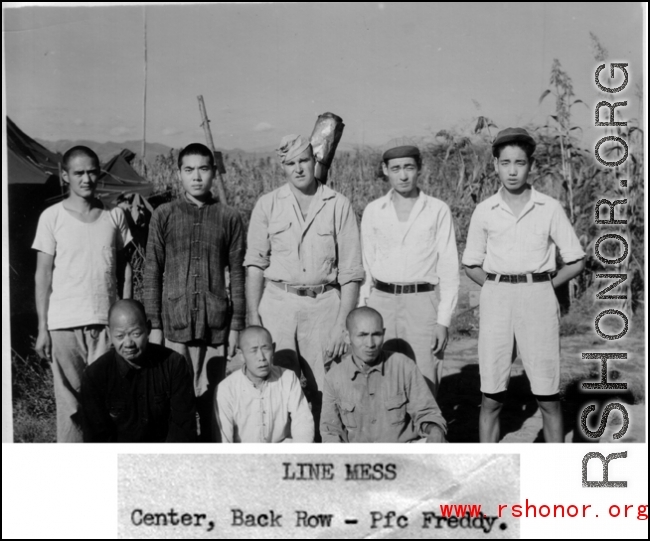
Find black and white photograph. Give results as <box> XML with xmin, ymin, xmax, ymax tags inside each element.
<box><xmin>2</xmin><ymin>2</ymin><xmax>647</xmax><ymax>539</ymax></box>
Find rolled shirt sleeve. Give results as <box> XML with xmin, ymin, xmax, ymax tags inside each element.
<box><xmin>335</xmin><ymin>196</ymin><xmax>365</xmax><ymax>286</ymax></box>
<box><xmin>550</xmin><ymin>201</ymin><xmax>586</xmax><ymax>263</ymax></box>
<box><xmin>461</xmin><ymin>205</ymin><xmax>488</xmax><ymax>268</ymax></box>
<box><xmin>243</xmin><ymin>196</ymin><xmax>271</xmax><ymax>271</ymax></box>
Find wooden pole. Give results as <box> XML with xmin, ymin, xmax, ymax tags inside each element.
<box><xmin>197</xmin><ymin>95</ymin><xmax>227</xmax><ymax>204</ymax></box>
<box><xmin>141</xmin><ymin>7</ymin><xmax>147</xmax><ymax>172</ymax></box>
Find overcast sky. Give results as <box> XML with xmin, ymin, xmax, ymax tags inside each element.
<box><xmin>3</xmin><ymin>2</ymin><xmax>645</xmax><ymax>151</ymax></box>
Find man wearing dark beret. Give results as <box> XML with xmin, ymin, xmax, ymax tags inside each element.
<box><xmin>359</xmin><ymin>143</ymin><xmax>459</xmax><ymax>398</ymax></box>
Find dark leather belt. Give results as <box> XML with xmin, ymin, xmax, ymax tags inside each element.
<box><xmin>269</xmin><ymin>280</ymin><xmax>339</xmax><ymax>298</ymax></box>
<box><xmin>374</xmin><ymin>280</ymin><xmax>435</xmax><ymax>295</ymax></box>
<box><xmin>485</xmin><ymin>273</ymin><xmax>551</xmax><ymax>283</ymax></box>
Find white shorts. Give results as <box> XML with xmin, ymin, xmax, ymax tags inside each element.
<box><xmin>478</xmin><ymin>279</ymin><xmax>560</xmax><ymax>396</ymax></box>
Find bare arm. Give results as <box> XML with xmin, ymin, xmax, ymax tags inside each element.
<box><xmin>122</xmin><ymin>260</ymin><xmax>133</xmax><ymax>299</ymax></box>
<box><xmin>464</xmin><ymin>265</ymin><xmax>487</xmax><ymax>287</ymax></box>
<box><xmin>246</xmin><ymin>266</ymin><xmax>266</xmax><ymax>326</ymax></box>
<box><xmin>552</xmin><ymin>258</ymin><xmax>585</xmax><ymax>289</ymax></box>
<box><xmin>34</xmin><ymin>252</ymin><xmax>54</xmax><ymax>360</ymax></box>
<box><xmin>326</xmin><ymin>280</ymin><xmax>360</xmax><ymax>359</ymax></box>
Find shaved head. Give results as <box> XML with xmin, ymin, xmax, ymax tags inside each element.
<box><xmin>108</xmin><ymin>299</ymin><xmax>147</xmax><ymax>328</ymax></box>
<box><xmin>239</xmin><ymin>326</ymin><xmax>273</xmax><ymax>349</ymax></box>
<box><xmin>345</xmin><ymin>307</ymin><xmax>385</xmax><ymax>365</ymax></box>
<box><xmin>239</xmin><ymin>326</ymin><xmax>274</xmax><ymax>382</ymax></box>
<box><xmin>61</xmin><ymin>145</ymin><xmax>100</xmax><ymax>173</ymax></box>
<box><xmin>108</xmin><ymin>299</ymin><xmax>150</xmax><ymax>363</ymax></box>
<box><xmin>346</xmin><ymin>306</ymin><xmax>383</xmax><ymax>333</ymax></box>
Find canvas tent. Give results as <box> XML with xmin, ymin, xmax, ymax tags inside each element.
<box><xmin>6</xmin><ymin>117</ymin><xmax>153</xmax><ymax>354</ymax></box>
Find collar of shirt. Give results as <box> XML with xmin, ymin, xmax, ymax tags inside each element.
<box><xmin>344</xmin><ymin>351</ymin><xmax>387</xmax><ymax>380</ymax></box>
<box><xmin>241</xmin><ymin>364</ymin><xmax>283</xmax><ymax>388</ymax></box>
<box><xmin>180</xmin><ymin>191</ymin><xmax>216</xmax><ymax>208</ymax></box>
<box><xmin>276</xmin><ymin>180</ymin><xmax>337</xmax><ymax>203</ymax></box>
<box><xmin>116</xmin><ymin>351</ymin><xmax>147</xmax><ymax>378</ymax></box>
<box><xmin>490</xmin><ymin>185</ymin><xmax>546</xmax><ymax>218</ymax></box>
<box><xmin>374</xmin><ymin>188</ymin><xmax>429</xmax><ymax>239</ymax></box>
<box><xmin>277</xmin><ymin>181</ymin><xmax>337</xmax><ymax>231</ymax></box>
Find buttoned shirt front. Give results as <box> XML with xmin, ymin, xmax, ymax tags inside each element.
<box><xmin>321</xmin><ymin>350</ymin><xmax>447</xmax><ymax>443</ymax></box>
<box><xmin>143</xmin><ymin>194</ymin><xmax>246</xmax><ymax>344</ymax></box>
<box><xmin>216</xmin><ymin>365</ymin><xmax>314</xmax><ymax>443</ymax></box>
<box><xmin>462</xmin><ymin>186</ymin><xmax>586</xmax><ymax>274</ymax></box>
<box><xmin>244</xmin><ymin>182</ymin><xmax>364</xmax><ymax>286</ymax></box>
<box><xmin>360</xmin><ymin>189</ymin><xmax>459</xmax><ymax>327</ymax></box>
<box><xmin>80</xmin><ymin>344</ymin><xmax>196</xmax><ymax>443</ymax></box>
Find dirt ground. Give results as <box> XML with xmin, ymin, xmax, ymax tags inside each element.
<box><xmin>436</xmin><ymin>333</ymin><xmax>646</xmax><ymax>444</ymax></box>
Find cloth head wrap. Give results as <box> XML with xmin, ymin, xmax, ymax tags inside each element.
<box><xmin>276</xmin><ymin>134</ymin><xmax>312</xmax><ymax>164</ymax></box>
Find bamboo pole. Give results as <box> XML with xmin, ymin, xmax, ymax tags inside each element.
<box><xmin>197</xmin><ymin>95</ymin><xmax>227</xmax><ymax>204</ymax></box>
<box><xmin>141</xmin><ymin>7</ymin><xmax>147</xmax><ymax>172</ymax></box>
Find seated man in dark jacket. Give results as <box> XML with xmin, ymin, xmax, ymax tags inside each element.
<box><xmin>81</xmin><ymin>299</ymin><xmax>196</xmax><ymax>442</ymax></box>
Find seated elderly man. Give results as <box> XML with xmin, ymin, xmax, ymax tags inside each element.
<box><xmin>321</xmin><ymin>307</ymin><xmax>447</xmax><ymax>443</ymax></box>
<box><xmin>80</xmin><ymin>299</ymin><xmax>196</xmax><ymax>442</ymax></box>
<box><xmin>215</xmin><ymin>326</ymin><xmax>314</xmax><ymax>443</ymax></box>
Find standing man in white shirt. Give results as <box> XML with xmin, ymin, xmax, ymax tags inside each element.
<box><xmin>462</xmin><ymin>128</ymin><xmax>586</xmax><ymax>443</ymax></box>
<box><xmin>32</xmin><ymin>146</ymin><xmax>132</xmax><ymax>442</ymax></box>
<box><xmin>360</xmin><ymin>145</ymin><xmax>459</xmax><ymax>397</ymax></box>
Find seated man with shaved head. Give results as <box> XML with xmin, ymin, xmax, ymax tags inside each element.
<box><xmin>321</xmin><ymin>307</ymin><xmax>447</xmax><ymax>443</ymax></box>
<box><xmin>215</xmin><ymin>326</ymin><xmax>314</xmax><ymax>443</ymax></box>
<box><xmin>80</xmin><ymin>300</ymin><xmax>196</xmax><ymax>442</ymax></box>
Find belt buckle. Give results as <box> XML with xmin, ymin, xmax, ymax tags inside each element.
<box><xmin>395</xmin><ymin>284</ymin><xmax>403</xmax><ymax>295</ymax></box>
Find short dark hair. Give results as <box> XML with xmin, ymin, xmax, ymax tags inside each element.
<box><xmin>177</xmin><ymin>143</ymin><xmax>214</xmax><ymax>169</ymax></box>
<box><xmin>492</xmin><ymin>140</ymin><xmax>535</xmax><ymax>160</ymax></box>
<box><xmin>61</xmin><ymin>146</ymin><xmax>100</xmax><ymax>172</ymax></box>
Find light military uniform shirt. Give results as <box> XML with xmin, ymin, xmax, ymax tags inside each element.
<box><xmin>244</xmin><ymin>181</ymin><xmax>364</xmax><ymax>286</ymax></box>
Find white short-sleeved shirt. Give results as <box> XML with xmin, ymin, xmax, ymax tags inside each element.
<box><xmin>462</xmin><ymin>186</ymin><xmax>585</xmax><ymax>274</ymax></box>
<box><xmin>32</xmin><ymin>202</ymin><xmax>132</xmax><ymax>330</ymax></box>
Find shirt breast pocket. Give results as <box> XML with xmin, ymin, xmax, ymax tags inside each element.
<box><xmin>316</xmin><ymin>224</ymin><xmax>336</xmax><ymax>263</ymax></box>
<box><xmin>386</xmin><ymin>394</ymin><xmax>408</xmax><ymax>425</ymax></box>
<box><xmin>411</xmin><ymin>224</ymin><xmax>435</xmax><ymax>247</ymax></box>
<box><xmin>487</xmin><ymin>223</ymin><xmax>513</xmax><ymax>254</ymax></box>
<box><xmin>268</xmin><ymin>221</ymin><xmax>292</xmax><ymax>255</ymax></box>
<box><xmin>528</xmin><ymin>227</ymin><xmax>550</xmax><ymax>252</ymax></box>
<box><xmin>337</xmin><ymin>400</ymin><xmax>357</xmax><ymax>428</ymax></box>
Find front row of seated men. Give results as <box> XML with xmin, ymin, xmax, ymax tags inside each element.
<box><xmin>80</xmin><ymin>299</ymin><xmax>447</xmax><ymax>443</ymax></box>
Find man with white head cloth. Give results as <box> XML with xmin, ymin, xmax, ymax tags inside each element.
<box><xmin>244</xmin><ymin>134</ymin><xmax>364</xmax><ymax>441</ymax></box>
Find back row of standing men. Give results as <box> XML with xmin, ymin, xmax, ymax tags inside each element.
<box><xmin>32</xmin><ymin>128</ymin><xmax>585</xmax><ymax>443</ymax></box>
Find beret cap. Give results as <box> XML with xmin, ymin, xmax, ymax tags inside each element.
<box><xmin>492</xmin><ymin>127</ymin><xmax>536</xmax><ymax>153</ymax></box>
<box><xmin>382</xmin><ymin>145</ymin><xmax>421</xmax><ymax>162</ymax></box>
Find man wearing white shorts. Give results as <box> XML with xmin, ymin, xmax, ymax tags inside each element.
<box><xmin>463</xmin><ymin>128</ymin><xmax>585</xmax><ymax>443</ymax></box>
